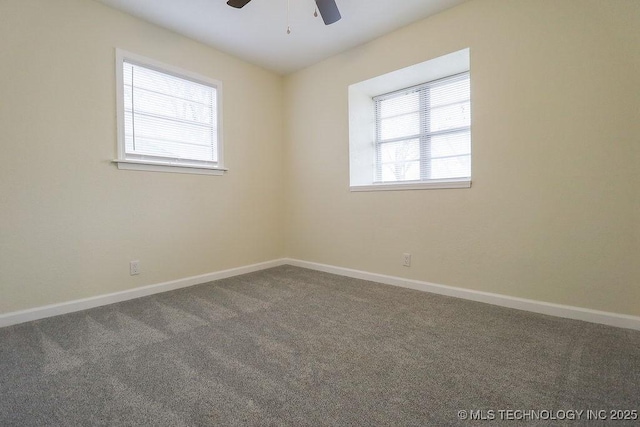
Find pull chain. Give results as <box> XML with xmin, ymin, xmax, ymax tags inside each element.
<box><xmin>286</xmin><ymin>0</ymin><xmax>291</xmax><ymax>34</ymax></box>
<box><xmin>287</xmin><ymin>0</ymin><xmax>319</xmax><ymax>34</ymax></box>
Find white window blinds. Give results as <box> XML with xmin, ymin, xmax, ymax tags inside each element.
<box><xmin>374</xmin><ymin>72</ymin><xmax>470</xmax><ymax>183</ymax></box>
<box><xmin>122</xmin><ymin>60</ymin><xmax>219</xmax><ymax>168</ymax></box>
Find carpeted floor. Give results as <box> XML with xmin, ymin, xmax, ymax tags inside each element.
<box><xmin>1</xmin><ymin>265</ymin><xmax>639</xmax><ymax>426</ymax></box>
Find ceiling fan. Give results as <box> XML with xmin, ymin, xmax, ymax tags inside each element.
<box><xmin>227</xmin><ymin>0</ymin><xmax>342</xmax><ymax>25</ymax></box>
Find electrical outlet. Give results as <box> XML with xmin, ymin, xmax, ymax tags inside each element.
<box><xmin>403</xmin><ymin>253</ymin><xmax>411</xmax><ymax>267</ymax></box>
<box><xmin>130</xmin><ymin>260</ymin><xmax>140</xmax><ymax>276</ymax></box>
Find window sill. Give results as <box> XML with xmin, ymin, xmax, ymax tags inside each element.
<box><xmin>350</xmin><ymin>179</ymin><xmax>471</xmax><ymax>192</ymax></box>
<box><xmin>112</xmin><ymin>160</ymin><xmax>227</xmax><ymax>176</ymax></box>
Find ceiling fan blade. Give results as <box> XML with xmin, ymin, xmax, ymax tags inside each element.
<box><xmin>227</xmin><ymin>0</ymin><xmax>252</xmax><ymax>8</ymax></box>
<box><xmin>315</xmin><ymin>0</ymin><xmax>341</xmax><ymax>25</ymax></box>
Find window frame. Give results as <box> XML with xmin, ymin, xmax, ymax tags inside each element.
<box><xmin>113</xmin><ymin>49</ymin><xmax>226</xmax><ymax>175</ymax></box>
<box><xmin>373</xmin><ymin>72</ymin><xmax>471</xmax><ymax>185</ymax></box>
<box><xmin>348</xmin><ymin>48</ymin><xmax>471</xmax><ymax>192</ymax></box>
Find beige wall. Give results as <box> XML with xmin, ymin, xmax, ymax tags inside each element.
<box><xmin>284</xmin><ymin>0</ymin><xmax>640</xmax><ymax>316</ymax></box>
<box><xmin>0</xmin><ymin>0</ymin><xmax>284</xmax><ymax>313</ymax></box>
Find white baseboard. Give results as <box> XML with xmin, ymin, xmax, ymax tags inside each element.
<box><xmin>0</xmin><ymin>259</ymin><xmax>287</xmax><ymax>328</ymax></box>
<box><xmin>3</xmin><ymin>258</ymin><xmax>639</xmax><ymax>331</ymax></box>
<box><xmin>284</xmin><ymin>258</ymin><xmax>640</xmax><ymax>331</ymax></box>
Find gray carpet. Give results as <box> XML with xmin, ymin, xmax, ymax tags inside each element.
<box><xmin>1</xmin><ymin>265</ymin><xmax>639</xmax><ymax>426</ymax></box>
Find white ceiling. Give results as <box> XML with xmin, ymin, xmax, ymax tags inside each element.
<box><xmin>96</xmin><ymin>0</ymin><xmax>469</xmax><ymax>75</ymax></box>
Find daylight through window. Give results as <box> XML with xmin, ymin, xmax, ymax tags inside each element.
<box><xmin>374</xmin><ymin>72</ymin><xmax>470</xmax><ymax>183</ymax></box>
<box><xmin>115</xmin><ymin>50</ymin><xmax>224</xmax><ymax>175</ymax></box>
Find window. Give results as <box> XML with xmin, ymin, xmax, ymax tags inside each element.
<box><xmin>374</xmin><ymin>73</ymin><xmax>470</xmax><ymax>183</ymax></box>
<box><xmin>348</xmin><ymin>48</ymin><xmax>471</xmax><ymax>191</ymax></box>
<box><xmin>114</xmin><ymin>49</ymin><xmax>225</xmax><ymax>175</ymax></box>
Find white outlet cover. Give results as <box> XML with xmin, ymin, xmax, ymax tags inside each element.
<box><xmin>403</xmin><ymin>253</ymin><xmax>411</xmax><ymax>266</ymax></box>
<box><xmin>130</xmin><ymin>260</ymin><xmax>140</xmax><ymax>275</ymax></box>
